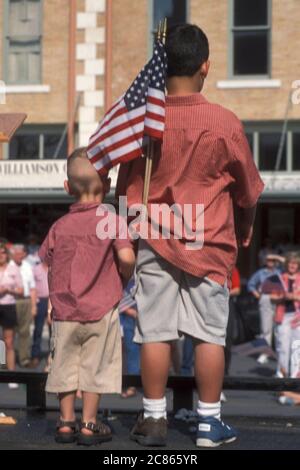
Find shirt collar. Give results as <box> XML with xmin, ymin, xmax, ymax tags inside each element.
<box><xmin>69</xmin><ymin>202</ymin><xmax>103</xmax><ymax>213</ymax></box>
<box><xmin>166</xmin><ymin>93</ymin><xmax>208</xmax><ymax>107</ymax></box>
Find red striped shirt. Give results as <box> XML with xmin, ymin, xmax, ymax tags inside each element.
<box><xmin>116</xmin><ymin>93</ymin><xmax>264</xmax><ymax>286</ymax></box>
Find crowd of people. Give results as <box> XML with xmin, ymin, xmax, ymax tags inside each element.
<box><xmin>1</xmin><ymin>232</ymin><xmax>300</xmax><ymax>401</ymax></box>
<box><xmin>0</xmin><ymin>236</ymin><xmax>49</xmax><ymax>388</ymax></box>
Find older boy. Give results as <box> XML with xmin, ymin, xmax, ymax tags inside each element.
<box><xmin>39</xmin><ymin>148</ymin><xmax>135</xmax><ymax>446</ymax></box>
<box><xmin>117</xmin><ymin>24</ymin><xmax>264</xmax><ymax>448</ymax></box>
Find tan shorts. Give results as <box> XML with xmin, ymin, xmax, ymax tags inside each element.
<box><xmin>46</xmin><ymin>306</ymin><xmax>122</xmax><ymax>394</ymax></box>
<box><xmin>133</xmin><ymin>240</ymin><xmax>229</xmax><ymax>346</ymax></box>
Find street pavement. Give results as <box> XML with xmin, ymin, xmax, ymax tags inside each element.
<box><xmin>1</xmin><ymin>351</ymin><xmax>300</xmax><ymax>450</ymax></box>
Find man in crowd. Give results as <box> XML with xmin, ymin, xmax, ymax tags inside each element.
<box><xmin>10</xmin><ymin>245</ymin><xmax>37</xmax><ymax>368</ymax></box>
<box><xmin>247</xmin><ymin>253</ymin><xmax>283</xmax><ymax>364</ymax></box>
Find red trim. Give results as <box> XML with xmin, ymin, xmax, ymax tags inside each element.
<box><xmin>144</xmin><ymin>126</ymin><xmax>163</xmax><ymax>140</ymax></box>
<box><xmin>96</xmin><ymin>148</ymin><xmax>142</xmax><ymax>175</ymax></box>
<box><xmin>89</xmin><ymin>114</ymin><xmax>145</xmax><ymax>148</ymax></box>
<box><xmin>147</xmin><ymin>95</ymin><xmax>165</xmax><ymax>108</ymax></box>
<box><xmin>90</xmin><ymin>131</ymin><xmax>144</xmax><ymax>164</ymax></box>
<box><xmin>145</xmin><ymin>111</ymin><xmax>165</xmax><ymax>123</ymax></box>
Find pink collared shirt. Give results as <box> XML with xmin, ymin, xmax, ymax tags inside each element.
<box><xmin>39</xmin><ymin>202</ymin><xmax>132</xmax><ymax>322</ymax></box>
<box><xmin>0</xmin><ymin>262</ymin><xmax>23</xmax><ymax>305</ymax></box>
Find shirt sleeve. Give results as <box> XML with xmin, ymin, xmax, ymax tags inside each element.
<box><xmin>113</xmin><ymin>214</ymin><xmax>134</xmax><ymax>252</ymax></box>
<box><xmin>231</xmin><ymin>268</ymin><xmax>241</xmax><ymax>290</ymax></box>
<box><xmin>247</xmin><ymin>270</ymin><xmax>261</xmax><ymax>293</ymax></box>
<box><xmin>38</xmin><ymin>224</ymin><xmax>56</xmax><ymax>266</ymax></box>
<box><xmin>229</xmin><ymin>127</ymin><xmax>265</xmax><ymax>208</ymax></box>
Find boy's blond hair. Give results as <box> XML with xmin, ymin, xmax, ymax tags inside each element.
<box><xmin>67</xmin><ymin>147</ymin><xmax>107</xmax><ymax>197</ymax></box>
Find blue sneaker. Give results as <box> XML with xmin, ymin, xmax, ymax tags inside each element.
<box><xmin>196</xmin><ymin>416</ymin><xmax>237</xmax><ymax>448</ymax></box>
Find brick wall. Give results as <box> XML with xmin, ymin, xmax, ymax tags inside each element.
<box><xmin>1</xmin><ymin>0</ymin><xmax>70</xmax><ymax>124</ymax></box>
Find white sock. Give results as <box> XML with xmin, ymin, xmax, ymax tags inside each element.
<box><xmin>197</xmin><ymin>400</ymin><xmax>221</xmax><ymax>421</ymax></box>
<box><xmin>143</xmin><ymin>397</ymin><xmax>167</xmax><ymax>420</ymax></box>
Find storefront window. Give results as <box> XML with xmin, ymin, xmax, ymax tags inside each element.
<box><xmin>259</xmin><ymin>133</ymin><xmax>287</xmax><ymax>171</ymax></box>
<box><xmin>8</xmin><ymin>127</ymin><xmax>67</xmax><ymax>160</ymax></box>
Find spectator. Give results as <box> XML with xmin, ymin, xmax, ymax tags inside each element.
<box><xmin>247</xmin><ymin>253</ymin><xmax>282</xmax><ymax>364</ymax></box>
<box><xmin>10</xmin><ymin>244</ymin><xmax>37</xmax><ymax>368</ymax></box>
<box><xmin>26</xmin><ymin>234</ymin><xmax>41</xmax><ymax>267</ymax></box>
<box><xmin>39</xmin><ymin>148</ymin><xmax>135</xmax><ymax>445</ymax></box>
<box><xmin>258</xmin><ymin>237</ymin><xmax>274</xmax><ymax>267</ymax></box>
<box><xmin>0</xmin><ymin>243</ymin><xmax>23</xmax><ymax>388</ymax></box>
<box><xmin>30</xmin><ymin>261</ymin><xmax>49</xmax><ymax>368</ymax></box>
<box><xmin>273</xmin><ymin>253</ymin><xmax>300</xmax><ymax>378</ymax></box>
<box><xmin>119</xmin><ymin>278</ymin><xmax>140</xmax><ymax>398</ymax></box>
<box><xmin>225</xmin><ymin>267</ymin><xmax>241</xmax><ymax>375</ymax></box>
<box><xmin>180</xmin><ymin>336</ymin><xmax>194</xmax><ymax>376</ymax></box>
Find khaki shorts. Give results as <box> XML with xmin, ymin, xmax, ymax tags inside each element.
<box><xmin>46</xmin><ymin>306</ymin><xmax>122</xmax><ymax>394</ymax></box>
<box><xmin>133</xmin><ymin>240</ymin><xmax>229</xmax><ymax>346</ymax></box>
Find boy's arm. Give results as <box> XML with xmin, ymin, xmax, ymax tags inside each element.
<box><xmin>38</xmin><ymin>224</ymin><xmax>56</xmax><ymax>266</ymax></box>
<box><xmin>229</xmin><ymin>125</ymin><xmax>264</xmax><ymax>247</ymax></box>
<box><xmin>235</xmin><ymin>204</ymin><xmax>257</xmax><ymax>248</ymax></box>
<box><xmin>114</xmin><ymin>215</ymin><xmax>136</xmax><ymax>281</ymax></box>
<box><xmin>116</xmin><ymin>247</ymin><xmax>136</xmax><ymax>282</ymax></box>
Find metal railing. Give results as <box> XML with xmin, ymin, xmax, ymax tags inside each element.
<box><xmin>1</xmin><ymin>371</ymin><xmax>300</xmax><ymax>412</ymax></box>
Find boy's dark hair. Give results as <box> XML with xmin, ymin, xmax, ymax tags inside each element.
<box><xmin>165</xmin><ymin>24</ymin><xmax>209</xmax><ymax>77</ymax></box>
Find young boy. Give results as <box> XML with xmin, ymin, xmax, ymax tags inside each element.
<box><xmin>39</xmin><ymin>148</ymin><xmax>135</xmax><ymax>446</ymax></box>
<box><xmin>116</xmin><ymin>24</ymin><xmax>264</xmax><ymax>448</ymax></box>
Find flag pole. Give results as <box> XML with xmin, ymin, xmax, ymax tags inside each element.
<box><xmin>142</xmin><ymin>19</ymin><xmax>167</xmax><ymax>206</ymax></box>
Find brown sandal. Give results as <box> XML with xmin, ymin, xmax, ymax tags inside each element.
<box><xmin>77</xmin><ymin>421</ymin><xmax>112</xmax><ymax>446</ymax></box>
<box><xmin>55</xmin><ymin>419</ymin><xmax>78</xmax><ymax>444</ymax></box>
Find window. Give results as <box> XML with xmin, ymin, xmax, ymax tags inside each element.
<box><xmin>4</xmin><ymin>0</ymin><xmax>42</xmax><ymax>84</ymax></box>
<box><xmin>243</xmin><ymin>125</ymin><xmax>300</xmax><ymax>173</ymax></box>
<box><xmin>152</xmin><ymin>0</ymin><xmax>187</xmax><ymax>33</ymax></box>
<box><xmin>259</xmin><ymin>133</ymin><xmax>287</xmax><ymax>171</ymax></box>
<box><xmin>293</xmin><ymin>133</ymin><xmax>300</xmax><ymax>171</ymax></box>
<box><xmin>231</xmin><ymin>0</ymin><xmax>270</xmax><ymax>76</ymax></box>
<box><xmin>8</xmin><ymin>126</ymin><xmax>67</xmax><ymax>160</ymax></box>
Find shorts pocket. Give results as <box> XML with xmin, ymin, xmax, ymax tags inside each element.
<box><xmin>204</xmin><ymin>278</ymin><xmax>229</xmax><ymax>329</ymax></box>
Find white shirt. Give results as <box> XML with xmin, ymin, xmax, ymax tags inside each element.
<box><xmin>10</xmin><ymin>260</ymin><xmax>36</xmax><ymax>298</ymax></box>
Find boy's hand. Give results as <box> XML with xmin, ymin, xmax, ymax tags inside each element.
<box><xmin>235</xmin><ymin>204</ymin><xmax>256</xmax><ymax>248</ymax></box>
<box><xmin>237</xmin><ymin>224</ymin><xmax>254</xmax><ymax>248</ymax></box>
<box><xmin>124</xmin><ymin>307</ymin><xmax>138</xmax><ymax>319</ymax></box>
<box><xmin>117</xmin><ymin>247</ymin><xmax>136</xmax><ymax>281</ymax></box>
<box><xmin>31</xmin><ymin>304</ymin><xmax>37</xmax><ymax>317</ymax></box>
<box><xmin>0</xmin><ymin>287</ymin><xmax>8</xmax><ymax>296</ymax></box>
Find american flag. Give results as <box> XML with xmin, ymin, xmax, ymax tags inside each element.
<box><xmin>87</xmin><ymin>40</ymin><xmax>168</xmax><ymax>175</ymax></box>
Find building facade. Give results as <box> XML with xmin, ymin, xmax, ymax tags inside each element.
<box><xmin>0</xmin><ymin>0</ymin><xmax>300</xmax><ymax>275</ymax></box>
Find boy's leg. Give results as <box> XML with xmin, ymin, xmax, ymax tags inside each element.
<box><xmin>58</xmin><ymin>391</ymin><xmax>76</xmax><ymax>432</ymax></box>
<box><xmin>194</xmin><ymin>340</ymin><xmax>237</xmax><ymax>447</ymax></box>
<box><xmin>81</xmin><ymin>392</ymin><xmax>101</xmax><ymax>435</ymax></box>
<box><xmin>194</xmin><ymin>340</ymin><xmax>224</xmax><ymax>403</ymax></box>
<box><xmin>141</xmin><ymin>342</ymin><xmax>171</xmax><ymax>398</ymax></box>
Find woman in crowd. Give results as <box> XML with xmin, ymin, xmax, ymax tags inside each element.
<box><xmin>272</xmin><ymin>253</ymin><xmax>300</xmax><ymax>404</ymax></box>
<box><xmin>0</xmin><ymin>243</ymin><xmax>23</xmax><ymax>388</ymax></box>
